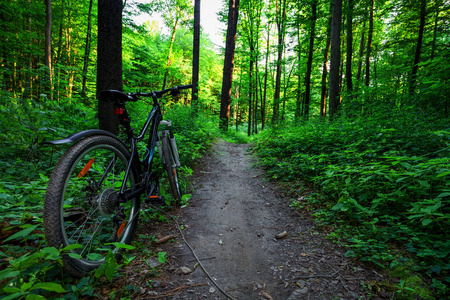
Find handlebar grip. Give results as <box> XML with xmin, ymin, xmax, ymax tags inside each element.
<box><xmin>177</xmin><ymin>84</ymin><xmax>193</xmax><ymax>90</ymax></box>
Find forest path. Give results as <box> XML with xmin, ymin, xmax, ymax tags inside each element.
<box><xmin>146</xmin><ymin>140</ymin><xmax>380</xmax><ymax>299</ymax></box>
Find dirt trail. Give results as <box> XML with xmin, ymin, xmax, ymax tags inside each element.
<box><xmin>150</xmin><ymin>140</ymin><xmax>382</xmax><ymax>299</ymax></box>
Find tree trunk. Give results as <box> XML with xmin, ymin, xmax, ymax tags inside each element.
<box><xmin>97</xmin><ymin>0</ymin><xmax>123</xmax><ymax>134</ymax></box>
<box><xmin>328</xmin><ymin>0</ymin><xmax>342</xmax><ymax>119</ymax></box>
<box><xmin>364</xmin><ymin>0</ymin><xmax>374</xmax><ymax>86</ymax></box>
<box><xmin>320</xmin><ymin>6</ymin><xmax>332</xmax><ymax>119</ymax></box>
<box><xmin>219</xmin><ymin>0</ymin><xmax>240</xmax><ymax>131</ymax></box>
<box><xmin>303</xmin><ymin>1</ymin><xmax>317</xmax><ymax>120</ymax></box>
<box><xmin>162</xmin><ymin>15</ymin><xmax>179</xmax><ymax>90</ymax></box>
<box><xmin>430</xmin><ymin>1</ymin><xmax>441</xmax><ymax>60</ymax></box>
<box><xmin>262</xmin><ymin>25</ymin><xmax>270</xmax><ymax>130</ymax></box>
<box><xmin>44</xmin><ymin>0</ymin><xmax>52</xmax><ymax>99</ymax></box>
<box><xmin>356</xmin><ymin>21</ymin><xmax>365</xmax><ymax>82</ymax></box>
<box><xmin>81</xmin><ymin>0</ymin><xmax>93</xmax><ymax>99</ymax></box>
<box><xmin>346</xmin><ymin>0</ymin><xmax>353</xmax><ymax>94</ymax></box>
<box><xmin>248</xmin><ymin>56</ymin><xmax>253</xmax><ymax>136</ymax></box>
<box><xmin>272</xmin><ymin>0</ymin><xmax>287</xmax><ymax>124</ymax></box>
<box><xmin>192</xmin><ymin>0</ymin><xmax>201</xmax><ymax>114</ymax></box>
<box><xmin>409</xmin><ymin>0</ymin><xmax>427</xmax><ymax>94</ymax></box>
<box><xmin>295</xmin><ymin>23</ymin><xmax>302</xmax><ymax>120</ymax></box>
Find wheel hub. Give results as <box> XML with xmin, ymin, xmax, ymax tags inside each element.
<box><xmin>98</xmin><ymin>188</ymin><xmax>119</xmax><ymax>216</ymax></box>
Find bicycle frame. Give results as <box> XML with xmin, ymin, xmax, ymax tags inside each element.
<box><xmin>115</xmin><ymin>94</ymin><xmax>165</xmax><ymax>202</ymax></box>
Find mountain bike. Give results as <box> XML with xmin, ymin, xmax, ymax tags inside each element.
<box><xmin>43</xmin><ymin>84</ymin><xmax>192</xmax><ymax>277</ymax></box>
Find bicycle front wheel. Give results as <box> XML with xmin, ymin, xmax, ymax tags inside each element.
<box><xmin>161</xmin><ymin>132</ymin><xmax>182</xmax><ymax>203</ymax></box>
<box><xmin>44</xmin><ymin>135</ymin><xmax>140</xmax><ymax>277</ymax></box>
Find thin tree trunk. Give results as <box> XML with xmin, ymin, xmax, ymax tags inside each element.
<box><xmin>219</xmin><ymin>0</ymin><xmax>240</xmax><ymax>131</ymax></box>
<box><xmin>44</xmin><ymin>0</ymin><xmax>52</xmax><ymax>99</ymax></box>
<box><xmin>162</xmin><ymin>15</ymin><xmax>179</xmax><ymax>90</ymax></box>
<box><xmin>192</xmin><ymin>0</ymin><xmax>201</xmax><ymax>114</ymax></box>
<box><xmin>262</xmin><ymin>25</ymin><xmax>270</xmax><ymax>130</ymax></box>
<box><xmin>248</xmin><ymin>57</ymin><xmax>253</xmax><ymax>136</ymax></box>
<box><xmin>356</xmin><ymin>21</ymin><xmax>365</xmax><ymax>81</ymax></box>
<box><xmin>320</xmin><ymin>7</ymin><xmax>332</xmax><ymax>119</ymax></box>
<box><xmin>272</xmin><ymin>0</ymin><xmax>286</xmax><ymax>124</ymax></box>
<box><xmin>346</xmin><ymin>0</ymin><xmax>353</xmax><ymax>94</ymax></box>
<box><xmin>295</xmin><ymin>1</ymin><xmax>303</xmax><ymax>120</ymax></box>
<box><xmin>409</xmin><ymin>0</ymin><xmax>427</xmax><ymax>94</ymax></box>
<box><xmin>430</xmin><ymin>1</ymin><xmax>441</xmax><ymax>60</ymax></box>
<box><xmin>303</xmin><ymin>1</ymin><xmax>317</xmax><ymax>120</ymax></box>
<box><xmin>328</xmin><ymin>0</ymin><xmax>342</xmax><ymax>119</ymax></box>
<box><xmin>364</xmin><ymin>0</ymin><xmax>374</xmax><ymax>87</ymax></box>
<box><xmin>82</xmin><ymin>0</ymin><xmax>93</xmax><ymax>99</ymax></box>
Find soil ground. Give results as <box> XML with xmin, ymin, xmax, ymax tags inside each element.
<box><xmin>126</xmin><ymin>140</ymin><xmax>385</xmax><ymax>299</ymax></box>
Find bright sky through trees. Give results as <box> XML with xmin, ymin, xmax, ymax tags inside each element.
<box><xmin>136</xmin><ymin>0</ymin><xmax>226</xmax><ymax>49</ymax></box>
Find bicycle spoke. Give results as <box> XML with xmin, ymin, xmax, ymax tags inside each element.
<box><xmin>79</xmin><ymin>219</ymin><xmax>105</xmax><ymax>257</ymax></box>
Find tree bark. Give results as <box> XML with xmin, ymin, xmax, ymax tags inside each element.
<box><xmin>356</xmin><ymin>21</ymin><xmax>365</xmax><ymax>82</ymax></box>
<box><xmin>328</xmin><ymin>0</ymin><xmax>342</xmax><ymax>119</ymax></box>
<box><xmin>430</xmin><ymin>0</ymin><xmax>441</xmax><ymax>60</ymax></box>
<box><xmin>191</xmin><ymin>0</ymin><xmax>200</xmax><ymax>114</ymax></box>
<box><xmin>219</xmin><ymin>0</ymin><xmax>240</xmax><ymax>131</ymax></box>
<box><xmin>409</xmin><ymin>0</ymin><xmax>427</xmax><ymax>94</ymax></box>
<box><xmin>364</xmin><ymin>0</ymin><xmax>374</xmax><ymax>86</ymax></box>
<box><xmin>44</xmin><ymin>0</ymin><xmax>52</xmax><ymax>99</ymax></box>
<box><xmin>346</xmin><ymin>0</ymin><xmax>353</xmax><ymax>94</ymax></box>
<box><xmin>320</xmin><ymin>5</ymin><xmax>332</xmax><ymax>119</ymax></box>
<box><xmin>81</xmin><ymin>0</ymin><xmax>93</xmax><ymax>99</ymax></box>
<box><xmin>303</xmin><ymin>1</ymin><xmax>317</xmax><ymax>120</ymax></box>
<box><xmin>97</xmin><ymin>0</ymin><xmax>123</xmax><ymax>134</ymax></box>
<box><xmin>272</xmin><ymin>0</ymin><xmax>287</xmax><ymax>124</ymax></box>
<box><xmin>262</xmin><ymin>24</ymin><xmax>270</xmax><ymax>130</ymax></box>
<box><xmin>162</xmin><ymin>14</ymin><xmax>179</xmax><ymax>90</ymax></box>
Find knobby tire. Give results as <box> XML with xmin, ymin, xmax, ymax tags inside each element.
<box><xmin>43</xmin><ymin>135</ymin><xmax>140</xmax><ymax>277</ymax></box>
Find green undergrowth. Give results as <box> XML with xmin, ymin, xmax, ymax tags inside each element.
<box><xmin>0</xmin><ymin>92</ymin><xmax>217</xmax><ymax>299</ymax></box>
<box><xmin>255</xmin><ymin>110</ymin><xmax>449</xmax><ymax>298</ymax></box>
<box><xmin>221</xmin><ymin>125</ymin><xmax>253</xmax><ymax>144</ymax></box>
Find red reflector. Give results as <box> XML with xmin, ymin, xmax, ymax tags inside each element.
<box><xmin>115</xmin><ymin>108</ymin><xmax>124</xmax><ymax>115</ymax></box>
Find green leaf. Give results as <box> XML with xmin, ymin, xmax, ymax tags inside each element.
<box><xmin>1</xmin><ymin>291</ymin><xmax>25</xmax><ymax>300</ymax></box>
<box><xmin>3</xmin><ymin>287</ymin><xmax>22</xmax><ymax>294</ymax></box>
<box><xmin>41</xmin><ymin>247</ymin><xmax>60</xmax><ymax>260</ymax></box>
<box><xmin>422</xmin><ymin>219</ymin><xmax>432</xmax><ymax>226</ymax></box>
<box><xmin>61</xmin><ymin>244</ymin><xmax>83</xmax><ymax>252</ymax></box>
<box><xmin>86</xmin><ymin>253</ymin><xmax>103</xmax><ymax>261</ymax></box>
<box><xmin>4</xmin><ymin>224</ymin><xmax>39</xmax><ymax>242</ymax></box>
<box><xmin>107</xmin><ymin>242</ymin><xmax>135</xmax><ymax>250</ymax></box>
<box><xmin>26</xmin><ymin>294</ymin><xmax>47</xmax><ymax>300</ymax></box>
<box><xmin>430</xmin><ymin>201</ymin><xmax>441</xmax><ymax>212</ymax></box>
<box><xmin>31</xmin><ymin>282</ymin><xmax>66</xmax><ymax>293</ymax></box>
<box><xmin>68</xmin><ymin>253</ymin><xmax>83</xmax><ymax>259</ymax></box>
<box><xmin>400</xmin><ymin>162</ymin><xmax>411</xmax><ymax>169</ymax></box>
<box><xmin>417</xmin><ymin>180</ymin><xmax>430</xmax><ymax>188</ymax></box>
<box><xmin>157</xmin><ymin>251</ymin><xmax>167</xmax><ymax>264</ymax></box>
<box><xmin>436</xmin><ymin>170</ymin><xmax>450</xmax><ymax>178</ymax></box>
<box><xmin>331</xmin><ymin>203</ymin><xmax>345</xmax><ymax>211</ymax></box>
<box><xmin>0</xmin><ymin>270</ymin><xmax>20</xmax><ymax>281</ymax></box>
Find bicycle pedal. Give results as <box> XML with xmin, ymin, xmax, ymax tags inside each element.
<box><xmin>146</xmin><ymin>194</ymin><xmax>165</xmax><ymax>205</ymax></box>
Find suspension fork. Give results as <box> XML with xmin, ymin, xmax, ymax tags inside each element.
<box><xmin>158</xmin><ymin>120</ymin><xmax>181</xmax><ymax>167</ymax></box>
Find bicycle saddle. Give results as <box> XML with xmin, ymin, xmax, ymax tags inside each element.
<box><xmin>99</xmin><ymin>90</ymin><xmax>134</xmax><ymax>106</ymax></box>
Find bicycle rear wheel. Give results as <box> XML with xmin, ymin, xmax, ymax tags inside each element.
<box><xmin>44</xmin><ymin>135</ymin><xmax>140</xmax><ymax>277</ymax></box>
<box><xmin>161</xmin><ymin>132</ymin><xmax>182</xmax><ymax>203</ymax></box>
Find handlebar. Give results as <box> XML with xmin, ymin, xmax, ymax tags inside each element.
<box><xmin>99</xmin><ymin>84</ymin><xmax>193</xmax><ymax>106</ymax></box>
<box><xmin>135</xmin><ymin>84</ymin><xmax>193</xmax><ymax>99</ymax></box>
